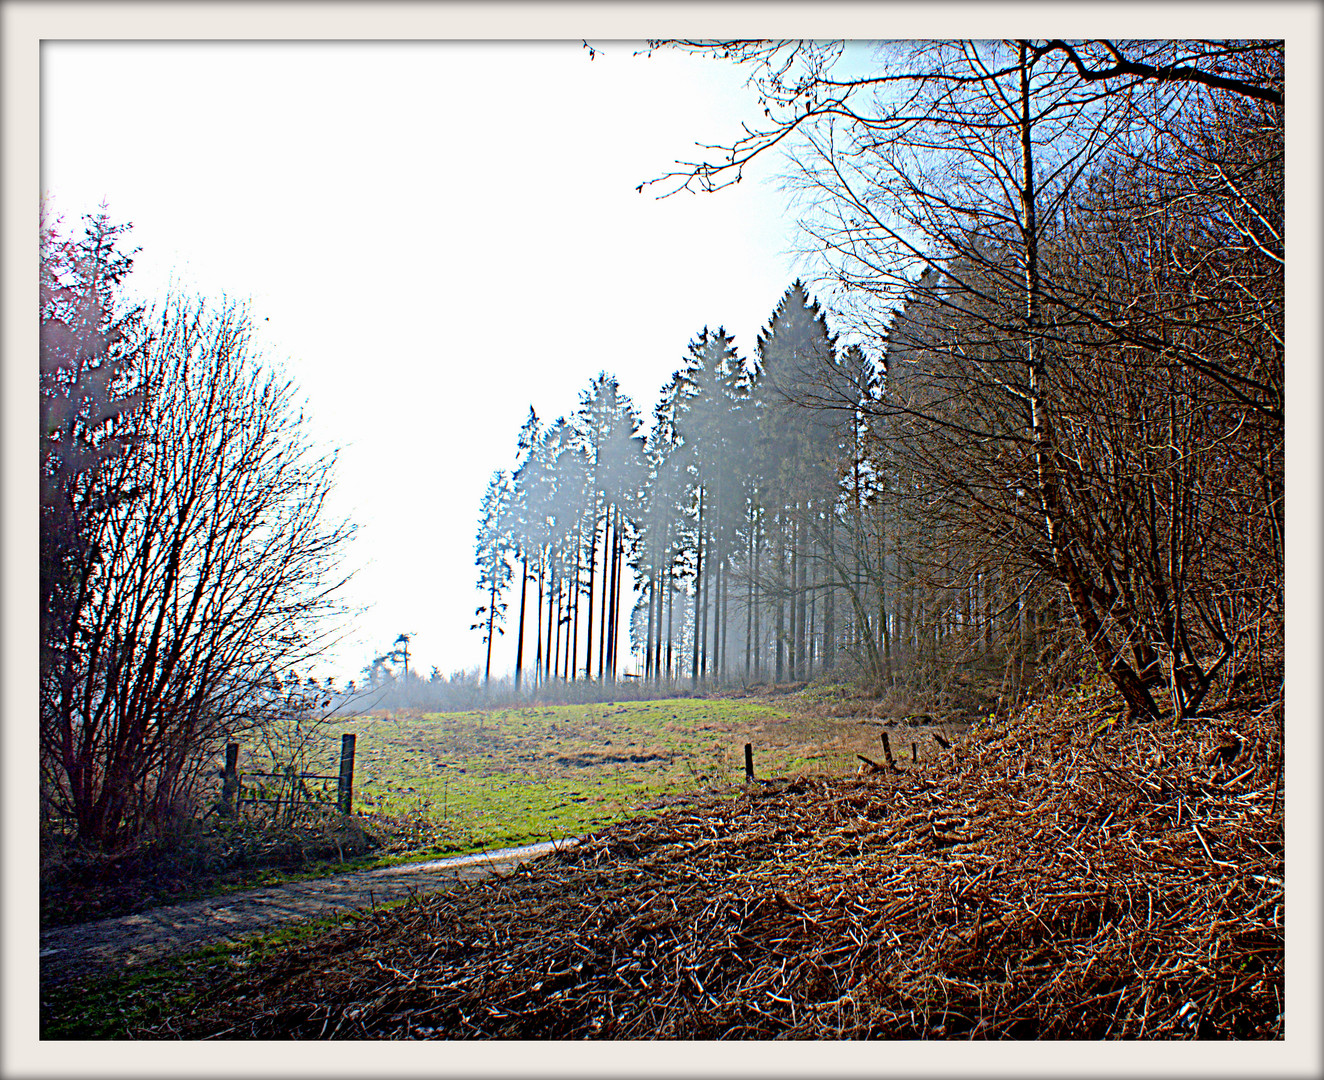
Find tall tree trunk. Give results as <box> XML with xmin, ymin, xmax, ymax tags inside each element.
<box><xmin>552</xmin><ymin>568</ymin><xmax>563</xmax><ymax>681</ymax></box>
<box><xmin>645</xmin><ymin>568</ymin><xmax>656</xmax><ymax>681</ymax></box>
<box><xmin>583</xmin><ymin>507</ymin><xmax>599</xmax><ymax>680</ymax></box>
<box><xmin>535</xmin><ymin>554</ymin><xmax>546</xmax><ymax>687</ymax></box>
<box><xmin>823</xmin><ymin>515</ymin><xmax>835</xmax><ymax>671</ymax></box>
<box><xmin>752</xmin><ymin>515</ymin><xmax>762</xmax><ymax>680</ymax></box>
<box><xmin>775</xmin><ymin>517</ymin><xmax>786</xmax><ymax>683</ymax></box>
<box><xmin>543</xmin><ymin>559</ymin><xmax>554</xmax><ymax>683</ymax></box>
<box><xmin>692</xmin><ymin>486</ymin><xmax>704</xmax><ymax>685</ymax></box>
<box><xmin>745</xmin><ymin>504</ymin><xmax>755</xmax><ymax>680</ymax></box>
<box><xmin>653</xmin><ymin>531</ymin><xmax>665</xmax><ymax>683</ymax></box>
<box><xmin>794</xmin><ymin>512</ymin><xmax>807</xmax><ymax>681</ymax></box>
<box><xmin>514</xmin><ymin>555</ymin><xmax>529</xmax><ymax>691</ymax></box>
<box><xmin>1016</xmin><ymin>40</ymin><xmax>1157</xmax><ymax>720</ymax></box>
<box><xmin>665</xmin><ymin>545</ymin><xmax>675</xmax><ymax>682</ymax></box>
<box><xmin>597</xmin><ymin>509</ymin><xmax>610</xmax><ymax>680</ymax></box>
<box><xmin>484</xmin><ymin>576</ymin><xmax>497</xmax><ymax>683</ymax></box>
<box><xmin>788</xmin><ymin>525</ymin><xmax>798</xmax><ymax>681</ymax></box>
<box><xmin>568</xmin><ymin>520</ymin><xmax>581</xmax><ymax>681</ymax></box>
<box><xmin>799</xmin><ymin>545</ymin><xmax>810</xmax><ymax>677</ymax></box>
<box><xmin>720</xmin><ymin>553</ymin><xmax>730</xmax><ymax>683</ymax></box>
<box><xmin>700</xmin><ymin>525</ymin><xmax>712</xmax><ymax>680</ymax></box>
<box><xmin>606</xmin><ymin>507</ymin><xmax>621</xmax><ymax>680</ymax></box>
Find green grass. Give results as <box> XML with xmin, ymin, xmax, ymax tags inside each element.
<box><xmin>247</xmin><ymin>695</ymin><xmax>883</xmax><ymax>859</ymax></box>
<box><xmin>334</xmin><ymin>697</ymin><xmax>820</xmax><ymax>854</ymax></box>
<box><xmin>39</xmin><ymin>696</ymin><xmax>862</xmax><ymax>1038</ymax></box>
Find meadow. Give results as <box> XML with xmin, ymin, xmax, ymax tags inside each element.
<box><xmin>291</xmin><ymin>695</ymin><xmax>949</xmax><ymax>859</ymax></box>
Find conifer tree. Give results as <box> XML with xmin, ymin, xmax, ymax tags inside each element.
<box><xmin>755</xmin><ymin>283</ymin><xmax>839</xmax><ymax>681</ymax></box>
<box><xmin>472</xmin><ymin>470</ymin><xmax>515</xmax><ymax>683</ymax></box>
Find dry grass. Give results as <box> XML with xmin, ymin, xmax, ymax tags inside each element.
<box><xmin>141</xmin><ymin>687</ymin><xmax>1283</xmax><ymax>1040</ymax></box>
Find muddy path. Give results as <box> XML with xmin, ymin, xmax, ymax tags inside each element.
<box><xmin>39</xmin><ymin>840</ymin><xmax>577</xmax><ymax>989</ymax></box>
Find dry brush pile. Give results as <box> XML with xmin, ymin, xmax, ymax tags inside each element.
<box><xmin>154</xmin><ymin>690</ymin><xmax>1284</xmax><ymax>1040</ymax></box>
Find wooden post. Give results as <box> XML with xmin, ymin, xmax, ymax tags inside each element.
<box><xmin>222</xmin><ymin>743</ymin><xmax>239</xmax><ymax>814</ymax></box>
<box><xmin>337</xmin><ymin>733</ymin><xmax>357</xmax><ymax>815</ymax></box>
<box><xmin>744</xmin><ymin>742</ymin><xmax>754</xmax><ymax>784</ymax></box>
<box><xmin>912</xmin><ymin>741</ymin><xmax>918</xmax><ymax>764</ymax></box>
<box><xmin>880</xmin><ymin>731</ymin><xmax>897</xmax><ymax>770</ymax></box>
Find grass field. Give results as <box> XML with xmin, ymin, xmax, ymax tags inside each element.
<box><xmin>279</xmin><ymin>696</ymin><xmax>937</xmax><ymax>858</ymax></box>
<box><xmin>48</xmin><ymin>692</ymin><xmax>959</xmax><ymax>929</ymax></box>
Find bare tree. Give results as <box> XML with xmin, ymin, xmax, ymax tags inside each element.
<box><xmin>643</xmin><ymin>39</ymin><xmax>1283</xmax><ymax>719</ymax></box>
<box><xmin>41</xmin><ymin>296</ymin><xmax>354</xmax><ymax>850</ymax></box>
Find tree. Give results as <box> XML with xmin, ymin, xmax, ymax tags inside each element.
<box><xmin>392</xmin><ymin>633</ymin><xmax>414</xmax><ymax>679</ymax></box>
<box><xmin>40</xmin><ymin>205</ymin><xmax>147</xmax><ymax>668</ymax></box>
<box><xmin>644</xmin><ymin>39</ymin><xmax>1283</xmax><ymax>719</ymax></box>
<box><xmin>573</xmin><ymin>374</ymin><xmax>645</xmax><ymax>682</ymax></box>
<box><xmin>509</xmin><ymin>408</ymin><xmax>544</xmax><ymax>691</ymax></box>
<box><xmin>41</xmin><ymin>294</ymin><xmax>354</xmax><ymax>849</ymax></box>
<box><xmin>754</xmin><ymin>284</ymin><xmax>839</xmax><ymax>683</ymax></box>
<box><xmin>472</xmin><ymin>470</ymin><xmax>516</xmax><ymax>683</ymax></box>
<box><xmin>671</xmin><ymin>327</ymin><xmax>753</xmax><ymax>684</ymax></box>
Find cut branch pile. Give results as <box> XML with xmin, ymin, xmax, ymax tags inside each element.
<box><xmin>159</xmin><ymin>693</ymin><xmax>1284</xmax><ymax>1039</ymax></box>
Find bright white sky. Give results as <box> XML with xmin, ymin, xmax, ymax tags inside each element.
<box><xmin>42</xmin><ymin>40</ymin><xmax>827</xmax><ymax>683</ymax></box>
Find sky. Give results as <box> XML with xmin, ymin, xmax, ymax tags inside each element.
<box><xmin>41</xmin><ymin>40</ymin><xmax>831</xmax><ymax>683</ymax></box>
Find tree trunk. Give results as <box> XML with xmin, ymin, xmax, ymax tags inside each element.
<box><xmin>775</xmin><ymin>518</ymin><xmax>786</xmax><ymax>683</ymax></box>
<box><xmin>645</xmin><ymin>568</ymin><xmax>655</xmax><ymax>681</ymax></box>
<box><xmin>544</xmin><ymin>558</ymin><xmax>555</xmax><ymax>682</ymax></box>
<box><xmin>514</xmin><ymin>555</ymin><xmax>529</xmax><ymax>691</ymax></box>
<box><xmin>583</xmin><ymin>507</ymin><xmax>599</xmax><ymax>680</ymax></box>
<box><xmin>824</xmin><ymin>514</ymin><xmax>835</xmax><ymax>672</ymax></box>
<box><xmin>552</xmin><ymin>566</ymin><xmax>563</xmax><ymax>680</ymax></box>
<box><xmin>535</xmin><ymin>554</ymin><xmax>545</xmax><ymax>687</ymax></box>
<box><xmin>606</xmin><ymin>507</ymin><xmax>621</xmax><ymax>680</ymax></box>
<box><xmin>692</xmin><ymin>486</ymin><xmax>704</xmax><ymax>685</ymax></box>
<box><xmin>484</xmin><ymin>575</ymin><xmax>497</xmax><ymax>683</ymax></box>
<box><xmin>795</xmin><ymin>512</ymin><xmax>807</xmax><ymax>681</ymax></box>
<box><xmin>1016</xmin><ymin>41</ymin><xmax>1158</xmax><ymax>721</ymax></box>
<box><xmin>597</xmin><ymin>510</ymin><xmax>610</xmax><ymax>679</ymax></box>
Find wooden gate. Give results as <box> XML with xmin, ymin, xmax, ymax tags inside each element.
<box><xmin>221</xmin><ymin>733</ymin><xmax>356</xmax><ymax>816</ymax></box>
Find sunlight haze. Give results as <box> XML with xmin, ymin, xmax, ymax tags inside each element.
<box><xmin>42</xmin><ymin>40</ymin><xmax>816</xmax><ymax>682</ymax></box>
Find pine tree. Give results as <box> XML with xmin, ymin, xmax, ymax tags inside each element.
<box><xmin>573</xmin><ymin>374</ymin><xmax>645</xmax><ymax>681</ymax></box>
<box><xmin>472</xmin><ymin>470</ymin><xmax>515</xmax><ymax>683</ymax></box>
<box><xmin>509</xmin><ymin>408</ymin><xmax>545</xmax><ymax>691</ymax></box>
<box><xmin>40</xmin><ymin>204</ymin><xmax>147</xmax><ymax>657</ymax></box>
<box><xmin>754</xmin><ymin>282</ymin><xmax>839</xmax><ymax>682</ymax></box>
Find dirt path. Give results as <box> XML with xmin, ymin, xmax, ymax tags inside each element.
<box><xmin>39</xmin><ymin>840</ymin><xmax>577</xmax><ymax>989</ymax></box>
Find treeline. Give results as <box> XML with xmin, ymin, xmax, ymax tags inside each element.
<box><xmin>473</xmin><ymin>284</ymin><xmax>896</xmax><ymax>694</ymax></box>
<box><xmin>475</xmin><ymin>40</ymin><xmax>1284</xmax><ymax>724</ymax></box>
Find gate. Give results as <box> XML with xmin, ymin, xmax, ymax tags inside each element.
<box><xmin>221</xmin><ymin>733</ymin><xmax>357</xmax><ymax>817</ymax></box>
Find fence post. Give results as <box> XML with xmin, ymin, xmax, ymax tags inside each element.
<box><xmin>744</xmin><ymin>742</ymin><xmax>754</xmax><ymax>784</ymax></box>
<box><xmin>880</xmin><ymin>731</ymin><xmax>898</xmax><ymax>771</ymax></box>
<box><xmin>222</xmin><ymin>743</ymin><xmax>239</xmax><ymax>814</ymax></box>
<box><xmin>337</xmin><ymin>733</ymin><xmax>357</xmax><ymax>815</ymax></box>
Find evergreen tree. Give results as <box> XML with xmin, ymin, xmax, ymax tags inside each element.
<box><xmin>40</xmin><ymin>205</ymin><xmax>147</xmax><ymax>660</ymax></box>
<box><xmin>754</xmin><ymin>282</ymin><xmax>839</xmax><ymax>681</ymax></box>
<box><xmin>672</xmin><ymin>327</ymin><xmax>751</xmax><ymax>683</ymax></box>
<box><xmin>472</xmin><ymin>469</ymin><xmax>515</xmax><ymax>683</ymax></box>
<box><xmin>573</xmin><ymin>374</ymin><xmax>645</xmax><ymax>681</ymax></box>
